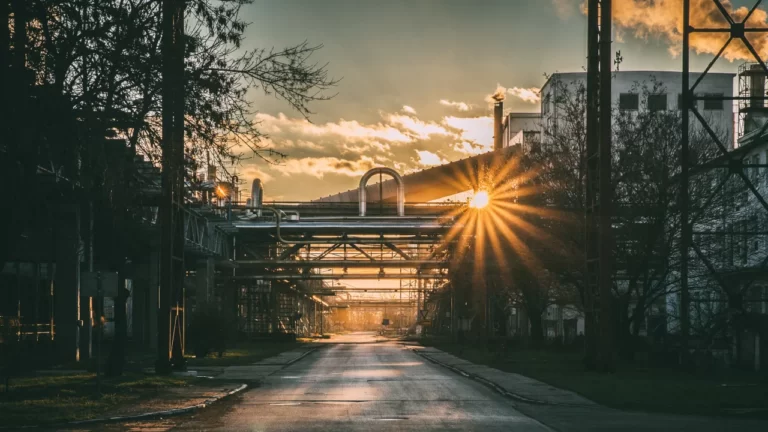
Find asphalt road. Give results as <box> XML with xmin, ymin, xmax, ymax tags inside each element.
<box><xmin>152</xmin><ymin>332</ymin><xmax>551</xmax><ymax>432</ymax></box>
<box><xmin>76</xmin><ymin>332</ymin><xmax>768</xmax><ymax>432</ymax></box>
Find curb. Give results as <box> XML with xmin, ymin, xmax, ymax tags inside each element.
<box><xmin>280</xmin><ymin>346</ymin><xmax>318</xmax><ymax>368</ymax></box>
<box><xmin>2</xmin><ymin>383</ymin><xmax>248</xmax><ymax>430</ymax></box>
<box><xmin>71</xmin><ymin>383</ymin><xmax>249</xmax><ymax>426</ymax></box>
<box><xmin>411</xmin><ymin>348</ymin><xmax>561</xmax><ymax>407</ymax></box>
<box><xmin>6</xmin><ymin>345</ymin><xmax>318</xmax><ymax>429</ymax></box>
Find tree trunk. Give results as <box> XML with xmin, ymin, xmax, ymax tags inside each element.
<box><xmin>0</xmin><ymin>0</ymin><xmax>10</xmax><ymax>271</ymax></box>
<box><xmin>529</xmin><ymin>311</ymin><xmax>544</xmax><ymax>347</ymax></box>
<box><xmin>107</xmin><ymin>285</ymin><xmax>128</xmax><ymax>376</ymax></box>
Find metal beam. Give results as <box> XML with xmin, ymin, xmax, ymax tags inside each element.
<box><xmin>335</xmin><ymin>302</ymin><xmax>418</xmax><ymax>308</ymax></box>
<box><xmin>277</xmin><ymin>243</ymin><xmax>305</xmax><ymax>260</ymax></box>
<box><xmin>349</xmin><ymin>243</ymin><xmax>376</xmax><ymax>261</ymax></box>
<box><xmin>235</xmin><ymin>260</ymin><xmax>447</xmax><ymax>268</ymax></box>
<box><xmin>230</xmin><ymin>273</ymin><xmax>445</xmax><ymax>280</ymax></box>
<box><xmin>385</xmin><ymin>242</ymin><xmax>412</xmax><ymax>260</ymax></box>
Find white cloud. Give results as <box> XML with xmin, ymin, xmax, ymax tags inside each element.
<box><xmin>387</xmin><ymin>114</ymin><xmax>455</xmax><ymax>140</ymax></box>
<box><xmin>239</xmin><ymin>164</ymin><xmax>274</xmax><ymax>183</ymax></box>
<box><xmin>439</xmin><ymin>99</ymin><xmax>472</xmax><ymax>112</ymax></box>
<box><xmin>274</xmin><ymin>139</ymin><xmax>324</xmax><ymax>151</ymax></box>
<box><xmin>508</xmin><ymin>87</ymin><xmax>541</xmax><ymax>104</ymax></box>
<box><xmin>273</xmin><ymin>156</ymin><xmax>377</xmax><ymax>178</ymax></box>
<box><xmin>252</xmin><ymin>107</ymin><xmax>509</xmax><ymax>199</ymax></box>
<box><xmin>442</xmin><ymin>116</ymin><xmax>493</xmax><ymax>150</ymax></box>
<box><xmin>402</xmin><ymin>105</ymin><xmax>417</xmax><ymax>114</ymax></box>
<box><xmin>485</xmin><ymin>85</ymin><xmax>541</xmax><ymax>104</ymax></box>
<box><xmin>342</xmin><ymin>142</ymin><xmax>391</xmax><ymax>154</ymax></box>
<box><xmin>453</xmin><ymin>141</ymin><xmax>486</xmax><ymax>156</ymax></box>
<box><xmin>416</xmin><ymin>150</ymin><xmax>448</xmax><ymax>166</ymax></box>
<box><xmin>255</xmin><ymin>113</ymin><xmax>412</xmax><ymax>144</ymax></box>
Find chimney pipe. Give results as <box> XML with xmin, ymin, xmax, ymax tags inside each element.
<box><xmin>493</xmin><ymin>100</ymin><xmax>503</xmax><ymax>151</ymax></box>
<box><xmin>251</xmin><ymin>178</ymin><xmax>263</xmax><ymax>216</ymax></box>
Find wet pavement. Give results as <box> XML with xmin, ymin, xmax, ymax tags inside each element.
<box><xmin>58</xmin><ymin>332</ymin><xmax>768</xmax><ymax>432</ymax></box>
<box><xmin>163</xmin><ymin>333</ymin><xmax>550</xmax><ymax>431</ymax></box>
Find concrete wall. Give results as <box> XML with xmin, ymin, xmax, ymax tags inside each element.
<box><xmin>502</xmin><ymin>113</ymin><xmax>540</xmax><ymax>149</ymax></box>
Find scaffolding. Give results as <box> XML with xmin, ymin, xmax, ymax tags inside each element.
<box><xmin>738</xmin><ymin>62</ymin><xmax>768</xmax><ymax>139</ymax></box>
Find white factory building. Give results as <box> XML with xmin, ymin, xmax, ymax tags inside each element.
<box><xmin>539</xmin><ymin>70</ymin><xmax>736</xmax><ymax>149</ymax></box>
<box><xmin>501</xmin><ymin>69</ymin><xmax>767</xmax><ymax>369</ymax></box>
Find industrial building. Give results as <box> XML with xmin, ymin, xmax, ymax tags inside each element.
<box><xmin>540</xmin><ymin>70</ymin><xmax>736</xmax><ymax>150</ymax></box>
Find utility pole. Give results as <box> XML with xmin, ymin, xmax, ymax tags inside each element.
<box><xmin>597</xmin><ymin>0</ymin><xmax>615</xmax><ymax>372</ymax></box>
<box><xmin>157</xmin><ymin>0</ymin><xmax>186</xmax><ymax>374</ymax></box>
<box><xmin>585</xmin><ymin>0</ymin><xmax>614</xmax><ymax>372</ymax></box>
<box><xmin>679</xmin><ymin>0</ymin><xmax>691</xmax><ymax>367</ymax></box>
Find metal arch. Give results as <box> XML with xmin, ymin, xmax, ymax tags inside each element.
<box><xmin>359</xmin><ymin>167</ymin><xmax>405</xmax><ymax>217</ymax></box>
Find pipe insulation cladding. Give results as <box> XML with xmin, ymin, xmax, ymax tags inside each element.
<box><xmin>358</xmin><ymin>167</ymin><xmax>405</xmax><ymax>217</ymax></box>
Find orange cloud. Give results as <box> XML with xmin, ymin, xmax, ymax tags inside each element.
<box><xmin>402</xmin><ymin>105</ymin><xmax>417</xmax><ymax>114</ymax></box>
<box><xmin>609</xmin><ymin>0</ymin><xmax>768</xmax><ymax>61</ymax></box>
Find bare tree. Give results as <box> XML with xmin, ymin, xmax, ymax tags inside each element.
<box><xmin>534</xmin><ymin>75</ymin><xmax>728</xmax><ymax>358</ymax></box>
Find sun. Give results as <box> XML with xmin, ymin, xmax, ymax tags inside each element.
<box><xmin>469</xmin><ymin>190</ymin><xmax>490</xmax><ymax>209</ymax></box>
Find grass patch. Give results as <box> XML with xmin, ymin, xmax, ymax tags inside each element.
<box><xmin>425</xmin><ymin>341</ymin><xmax>768</xmax><ymax>418</ymax></box>
<box><xmin>0</xmin><ymin>372</ymin><xmax>195</xmax><ymax>427</ymax></box>
<box><xmin>185</xmin><ymin>340</ymin><xmax>305</xmax><ymax>367</ymax></box>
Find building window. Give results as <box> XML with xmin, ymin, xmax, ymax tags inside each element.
<box><xmin>703</xmin><ymin>93</ymin><xmax>724</xmax><ymax>111</ymax></box>
<box><xmin>619</xmin><ymin>93</ymin><xmax>639</xmax><ymax>111</ymax></box>
<box><xmin>542</xmin><ymin>93</ymin><xmax>551</xmax><ymax>115</ymax></box>
<box><xmin>648</xmin><ymin>94</ymin><xmax>667</xmax><ymax>112</ymax></box>
<box><xmin>678</xmin><ymin>93</ymin><xmax>684</xmax><ymax>110</ymax></box>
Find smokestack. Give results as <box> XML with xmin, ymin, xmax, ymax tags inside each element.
<box><xmin>251</xmin><ymin>179</ymin><xmax>263</xmax><ymax>208</ymax></box>
<box><xmin>493</xmin><ymin>99</ymin><xmax>503</xmax><ymax>151</ymax></box>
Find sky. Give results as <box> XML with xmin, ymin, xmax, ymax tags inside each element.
<box><xmin>235</xmin><ymin>0</ymin><xmax>766</xmax><ymax>201</ymax></box>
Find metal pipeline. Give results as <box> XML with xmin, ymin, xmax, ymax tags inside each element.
<box><xmin>359</xmin><ymin>167</ymin><xmax>405</xmax><ymax>217</ymax></box>
<box><xmin>259</xmin><ymin>207</ymin><xmax>444</xmax><ymax>244</ymax></box>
